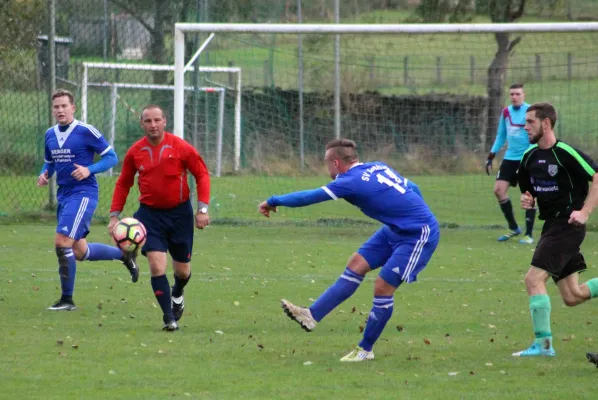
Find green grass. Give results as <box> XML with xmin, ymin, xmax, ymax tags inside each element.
<box><xmin>2</xmin><ymin>224</ymin><xmax>598</xmax><ymax>399</ymax></box>
<box><xmin>4</xmin><ymin>174</ymin><xmax>598</xmax><ymax>230</ymax></box>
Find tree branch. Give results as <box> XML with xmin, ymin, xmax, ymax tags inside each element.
<box><xmin>110</xmin><ymin>0</ymin><xmax>156</xmax><ymax>35</ymax></box>
<box><xmin>510</xmin><ymin>0</ymin><xmax>526</xmax><ymax>21</ymax></box>
<box><xmin>507</xmin><ymin>35</ymin><xmax>522</xmax><ymax>51</ymax></box>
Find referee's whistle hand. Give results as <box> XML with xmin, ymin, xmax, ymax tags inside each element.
<box><xmin>195</xmin><ymin>212</ymin><xmax>210</xmax><ymax>229</ymax></box>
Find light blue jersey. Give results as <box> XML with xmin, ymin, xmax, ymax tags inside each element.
<box><xmin>43</xmin><ymin>119</ymin><xmax>112</xmax><ymax>201</ymax></box>
<box><xmin>490</xmin><ymin>103</ymin><xmax>530</xmax><ymax>161</ymax></box>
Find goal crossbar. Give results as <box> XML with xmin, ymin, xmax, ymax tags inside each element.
<box><xmin>175</xmin><ymin>22</ymin><xmax>598</xmax><ymax>34</ymax></box>
<box><xmin>83</xmin><ymin>61</ymin><xmax>241</xmax><ymax>173</ymax></box>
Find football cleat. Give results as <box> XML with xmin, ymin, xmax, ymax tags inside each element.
<box><xmin>47</xmin><ymin>299</ymin><xmax>76</xmax><ymax>311</ymax></box>
<box><xmin>519</xmin><ymin>235</ymin><xmax>534</xmax><ymax>244</ymax></box>
<box><xmin>340</xmin><ymin>346</ymin><xmax>375</xmax><ymax>362</ymax></box>
<box><xmin>121</xmin><ymin>251</ymin><xmax>139</xmax><ymax>283</ymax></box>
<box><xmin>498</xmin><ymin>228</ymin><xmax>521</xmax><ymax>242</ymax></box>
<box><xmin>162</xmin><ymin>315</ymin><xmax>179</xmax><ymax>332</ymax></box>
<box><xmin>587</xmin><ymin>352</ymin><xmax>598</xmax><ymax>368</ymax></box>
<box><xmin>512</xmin><ymin>341</ymin><xmax>555</xmax><ymax>357</ymax></box>
<box><xmin>172</xmin><ymin>294</ymin><xmax>185</xmax><ymax>322</ymax></box>
<box><xmin>281</xmin><ymin>299</ymin><xmax>317</xmax><ymax>332</ymax></box>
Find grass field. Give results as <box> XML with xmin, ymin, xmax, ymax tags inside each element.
<box><xmin>2</xmin><ymin>223</ymin><xmax>598</xmax><ymax>399</ymax></box>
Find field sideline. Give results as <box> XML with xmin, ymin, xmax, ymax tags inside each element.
<box><xmin>1</xmin><ymin>224</ymin><xmax>598</xmax><ymax>399</ymax></box>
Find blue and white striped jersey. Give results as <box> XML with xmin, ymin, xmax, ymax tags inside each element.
<box><xmin>43</xmin><ymin>119</ymin><xmax>112</xmax><ymax>200</ymax></box>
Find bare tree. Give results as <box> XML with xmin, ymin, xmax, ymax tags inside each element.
<box><xmin>485</xmin><ymin>0</ymin><xmax>526</xmax><ymax>150</ymax></box>
<box><xmin>110</xmin><ymin>0</ymin><xmax>174</xmax><ymax>105</ymax></box>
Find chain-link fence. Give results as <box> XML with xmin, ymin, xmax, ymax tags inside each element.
<box><xmin>2</xmin><ymin>0</ymin><xmax>598</xmax><ymax>226</ymax></box>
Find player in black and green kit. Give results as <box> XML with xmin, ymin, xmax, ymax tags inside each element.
<box><xmin>513</xmin><ymin>102</ymin><xmax>598</xmax><ymax>357</ymax></box>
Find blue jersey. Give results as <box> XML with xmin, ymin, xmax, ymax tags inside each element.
<box><xmin>323</xmin><ymin>162</ymin><xmax>436</xmax><ymax>233</ymax></box>
<box><xmin>490</xmin><ymin>103</ymin><xmax>530</xmax><ymax>161</ymax></box>
<box><xmin>44</xmin><ymin>119</ymin><xmax>112</xmax><ymax>200</ymax></box>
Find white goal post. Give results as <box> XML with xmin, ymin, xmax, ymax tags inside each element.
<box><xmin>82</xmin><ymin>62</ymin><xmax>241</xmax><ymax>176</ymax></box>
<box><xmin>173</xmin><ymin>22</ymin><xmax>598</xmax><ymax>171</ymax></box>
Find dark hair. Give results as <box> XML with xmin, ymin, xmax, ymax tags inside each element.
<box><xmin>141</xmin><ymin>104</ymin><xmax>165</xmax><ymax>119</ymax></box>
<box><xmin>51</xmin><ymin>89</ymin><xmax>75</xmax><ymax>105</ymax></box>
<box><xmin>509</xmin><ymin>83</ymin><xmax>524</xmax><ymax>90</ymax></box>
<box><xmin>325</xmin><ymin>138</ymin><xmax>359</xmax><ymax>163</ymax></box>
<box><xmin>527</xmin><ymin>102</ymin><xmax>557</xmax><ymax>128</ymax></box>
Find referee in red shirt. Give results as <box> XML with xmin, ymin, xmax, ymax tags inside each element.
<box><xmin>108</xmin><ymin>104</ymin><xmax>210</xmax><ymax>331</ymax></box>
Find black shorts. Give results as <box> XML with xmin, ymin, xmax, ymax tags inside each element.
<box><xmin>496</xmin><ymin>159</ymin><xmax>520</xmax><ymax>187</ymax></box>
<box><xmin>531</xmin><ymin>218</ymin><xmax>587</xmax><ymax>283</ymax></box>
<box><xmin>133</xmin><ymin>200</ymin><xmax>194</xmax><ymax>263</ymax></box>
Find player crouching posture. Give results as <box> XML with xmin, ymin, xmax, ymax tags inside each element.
<box><xmin>259</xmin><ymin>138</ymin><xmax>439</xmax><ymax>362</ymax></box>
<box><xmin>513</xmin><ymin>103</ymin><xmax>598</xmax><ymax>357</ymax></box>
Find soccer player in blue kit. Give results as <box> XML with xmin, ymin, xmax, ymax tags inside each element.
<box><xmin>37</xmin><ymin>89</ymin><xmax>139</xmax><ymax>311</ymax></box>
<box><xmin>258</xmin><ymin>139</ymin><xmax>439</xmax><ymax>362</ymax></box>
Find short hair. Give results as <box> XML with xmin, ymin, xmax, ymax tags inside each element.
<box><xmin>325</xmin><ymin>138</ymin><xmax>359</xmax><ymax>164</ymax></box>
<box><xmin>509</xmin><ymin>83</ymin><xmax>524</xmax><ymax>90</ymax></box>
<box><xmin>51</xmin><ymin>89</ymin><xmax>75</xmax><ymax>105</ymax></box>
<box><xmin>527</xmin><ymin>102</ymin><xmax>557</xmax><ymax>128</ymax></box>
<box><xmin>141</xmin><ymin>104</ymin><xmax>165</xmax><ymax>119</ymax></box>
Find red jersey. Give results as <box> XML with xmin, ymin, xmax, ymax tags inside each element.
<box><xmin>110</xmin><ymin>132</ymin><xmax>210</xmax><ymax>211</ymax></box>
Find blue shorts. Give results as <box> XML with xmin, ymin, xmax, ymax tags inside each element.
<box><xmin>358</xmin><ymin>223</ymin><xmax>440</xmax><ymax>288</ymax></box>
<box><xmin>56</xmin><ymin>195</ymin><xmax>97</xmax><ymax>240</ymax></box>
<box><xmin>133</xmin><ymin>200</ymin><xmax>194</xmax><ymax>263</ymax></box>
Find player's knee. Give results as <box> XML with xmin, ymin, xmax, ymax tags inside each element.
<box><xmin>374</xmin><ymin>276</ymin><xmax>396</xmax><ymax>296</ymax></box>
<box><xmin>562</xmin><ymin>288</ymin><xmax>585</xmax><ymax>307</ymax></box>
<box><xmin>562</xmin><ymin>295</ymin><xmax>582</xmax><ymax>307</ymax></box>
<box><xmin>524</xmin><ymin>272</ymin><xmax>544</xmax><ymax>293</ymax></box>
<box><xmin>493</xmin><ymin>186</ymin><xmax>506</xmax><ymax>199</ymax></box>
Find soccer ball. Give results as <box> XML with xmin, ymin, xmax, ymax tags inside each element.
<box><xmin>112</xmin><ymin>217</ymin><xmax>146</xmax><ymax>253</ymax></box>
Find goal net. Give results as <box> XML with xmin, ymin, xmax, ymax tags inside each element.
<box><xmin>81</xmin><ymin>62</ymin><xmax>240</xmax><ymax>218</ymax></box>
<box><xmin>174</xmin><ymin>23</ymin><xmax>598</xmax><ymax>228</ymax></box>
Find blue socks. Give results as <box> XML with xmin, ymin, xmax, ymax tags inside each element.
<box><xmin>309</xmin><ymin>267</ymin><xmax>364</xmax><ymax>322</ymax></box>
<box><xmin>151</xmin><ymin>275</ymin><xmax>173</xmax><ymax>319</ymax></box>
<box><xmin>84</xmin><ymin>243</ymin><xmax>123</xmax><ymax>261</ymax></box>
<box><xmin>56</xmin><ymin>247</ymin><xmax>77</xmax><ymax>297</ymax></box>
<box><xmin>359</xmin><ymin>296</ymin><xmax>394</xmax><ymax>352</ymax></box>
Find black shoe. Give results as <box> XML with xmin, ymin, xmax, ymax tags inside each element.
<box><xmin>587</xmin><ymin>352</ymin><xmax>598</xmax><ymax>367</ymax></box>
<box><xmin>172</xmin><ymin>291</ymin><xmax>185</xmax><ymax>322</ymax></box>
<box><xmin>162</xmin><ymin>315</ymin><xmax>179</xmax><ymax>331</ymax></box>
<box><xmin>47</xmin><ymin>299</ymin><xmax>76</xmax><ymax>311</ymax></box>
<box><xmin>121</xmin><ymin>252</ymin><xmax>139</xmax><ymax>283</ymax></box>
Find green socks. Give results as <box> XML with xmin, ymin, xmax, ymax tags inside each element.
<box><xmin>529</xmin><ymin>294</ymin><xmax>552</xmax><ymax>344</ymax></box>
<box><xmin>586</xmin><ymin>278</ymin><xmax>598</xmax><ymax>298</ymax></box>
